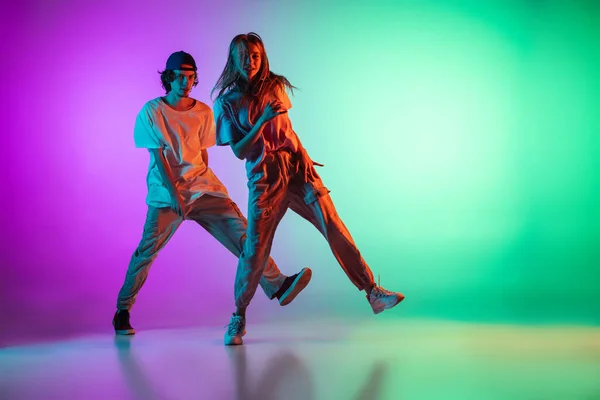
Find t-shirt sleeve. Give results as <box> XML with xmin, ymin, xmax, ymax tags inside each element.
<box><xmin>276</xmin><ymin>84</ymin><xmax>292</xmax><ymax>110</ymax></box>
<box><xmin>133</xmin><ymin>106</ymin><xmax>162</xmax><ymax>149</ymax></box>
<box><xmin>213</xmin><ymin>98</ymin><xmax>244</xmax><ymax>146</ymax></box>
<box><xmin>199</xmin><ymin>109</ymin><xmax>217</xmax><ymax>149</ymax></box>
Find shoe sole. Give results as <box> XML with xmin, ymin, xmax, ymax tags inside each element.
<box><xmin>224</xmin><ymin>329</ymin><xmax>247</xmax><ymax>346</ymax></box>
<box><xmin>372</xmin><ymin>293</ymin><xmax>405</xmax><ymax>315</ymax></box>
<box><xmin>279</xmin><ymin>267</ymin><xmax>312</xmax><ymax>306</ymax></box>
<box><xmin>115</xmin><ymin>329</ymin><xmax>135</xmax><ymax>335</ymax></box>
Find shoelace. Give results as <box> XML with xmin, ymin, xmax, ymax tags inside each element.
<box><xmin>371</xmin><ymin>275</ymin><xmax>395</xmax><ymax>298</ymax></box>
<box><xmin>371</xmin><ymin>286</ymin><xmax>395</xmax><ymax>298</ymax></box>
<box><xmin>226</xmin><ymin>317</ymin><xmax>244</xmax><ymax>334</ymax></box>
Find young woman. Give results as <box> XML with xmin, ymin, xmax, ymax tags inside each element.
<box><xmin>213</xmin><ymin>33</ymin><xmax>404</xmax><ymax>345</ymax></box>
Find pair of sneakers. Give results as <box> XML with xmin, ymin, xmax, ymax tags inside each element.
<box><xmin>224</xmin><ymin>276</ymin><xmax>405</xmax><ymax>346</ymax></box>
<box><xmin>113</xmin><ymin>267</ymin><xmax>314</xmax><ymax>336</ymax></box>
<box><xmin>113</xmin><ymin>268</ymin><xmax>405</xmax><ymax>343</ymax></box>
<box><xmin>224</xmin><ymin>267</ymin><xmax>313</xmax><ymax>345</ymax></box>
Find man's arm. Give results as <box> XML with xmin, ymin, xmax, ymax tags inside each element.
<box><xmin>149</xmin><ymin>147</ymin><xmax>184</xmax><ymax>216</ymax></box>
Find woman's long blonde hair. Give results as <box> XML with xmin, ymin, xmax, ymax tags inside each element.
<box><xmin>212</xmin><ymin>32</ymin><xmax>295</xmax><ymax>121</ymax></box>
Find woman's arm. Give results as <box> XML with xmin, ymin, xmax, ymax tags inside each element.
<box><xmin>230</xmin><ymin>118</ymin><xmax>268</xmax><ymax>160</ymax></box>
<box><xmin>229</xmin><ymin>100</ymin><xmax>287</xmax><ymax>160</ymax></box>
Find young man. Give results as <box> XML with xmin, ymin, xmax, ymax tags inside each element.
<box><xmin>113</xmin><ymin>51</ymin><xmax>312</xmax><ymax>335</ymax></box>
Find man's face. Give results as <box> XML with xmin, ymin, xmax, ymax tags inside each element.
<box><xmin>171</xmin><ymin>64</ymin><xmax>196</xmax><ymax>97</ymax></box>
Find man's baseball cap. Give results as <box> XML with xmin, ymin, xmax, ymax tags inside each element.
<box><xmin>166</xmin><ymin>51</ymin><xmax>197</xmax><ymax>71</ymax></box>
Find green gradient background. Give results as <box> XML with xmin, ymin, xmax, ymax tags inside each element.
<box><xmin>248</xmin><ymin>0</ymin><xmax>600</xmax><ymax>324</ymax></box>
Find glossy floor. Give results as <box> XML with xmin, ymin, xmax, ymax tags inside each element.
<box><xmin>1</xmin><ymin>318</ymin><xmax>599</xmax><ymax>400</ymax></box>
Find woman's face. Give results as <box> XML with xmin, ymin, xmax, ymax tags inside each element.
<box><xmin>235</xmin><ymin>42</ymin><xmax>262</xmax><ymax>81</ymax></box>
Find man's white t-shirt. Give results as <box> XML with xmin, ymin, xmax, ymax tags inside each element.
<box><xmin>134</xmin><ymin>97</ymin><xmax>229</xmax><ymax>208</ymax></box>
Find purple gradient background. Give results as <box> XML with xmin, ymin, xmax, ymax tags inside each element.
<box><xmin>2</xmin><ymin>0</ymin><xmax>331</xmax><ymax>346</ymax></box>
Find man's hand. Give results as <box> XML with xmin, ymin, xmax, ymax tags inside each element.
<box><xmin>170</xmin><ymin>192</ymin><xmax>185</xmax><ymax>217</ymax></box>
<box><xmin>150</xmin><ymin>148</ymin><xmax>186</xmax><ymax>217</ymax></box>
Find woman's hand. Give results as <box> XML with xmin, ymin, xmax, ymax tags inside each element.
<box><xmin>297</xmin><ymin>145</ymin><xmax>324</xmax><ymax>183</ymax></box>
<box><xmin>259</xmin><ymin>100</ymin><xmax>287</xmax><ymax>124</ymax></box>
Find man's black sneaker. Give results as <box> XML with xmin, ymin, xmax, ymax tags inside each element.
<box><xmin>113</xmin><ymin>310</ymin><xmax>135</xmax><ymax>335</ymax></box>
